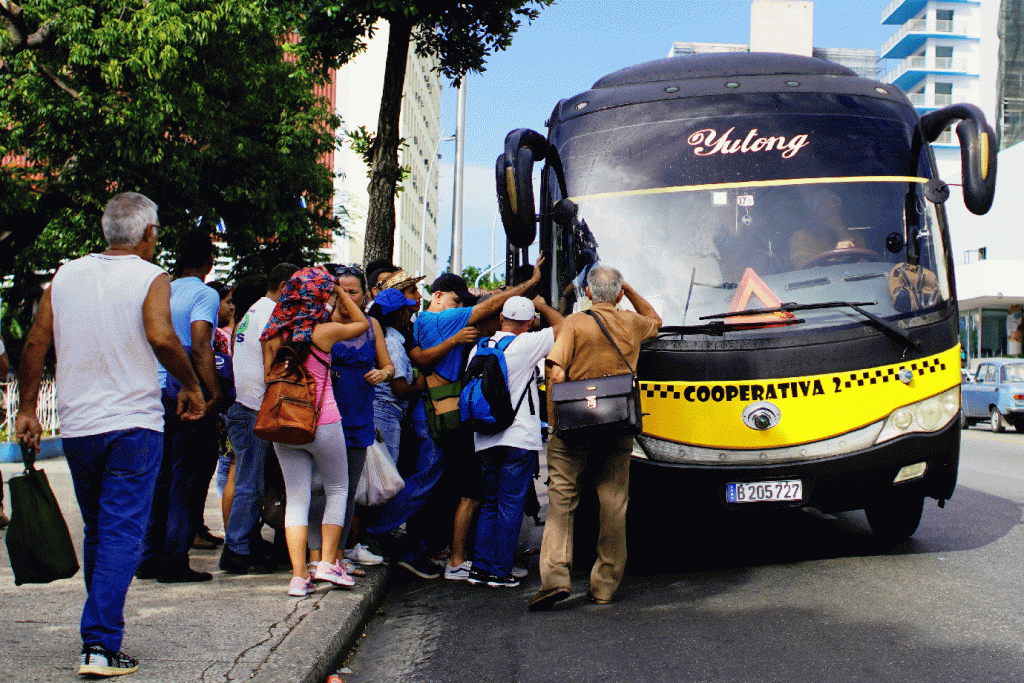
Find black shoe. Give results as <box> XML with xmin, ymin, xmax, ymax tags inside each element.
<box><xmin>396</xmin><ymin>556</ymin><xmax>441</xmax><ymax>580</ymax></box>
<box><xmin>196</xmin><ymin>527</ymin><xmax>223</xmax><ymax>546</ymax></box>
<box><xmin>486</xmin><ymin>574</ymin><xmax>520</xmax><ymax>588</ymax></box>
<box><xmin>157</xmin><ymin>567</ymin><xmax>213</xmax><ymax>583</ymax></box>
<box><xmin>219</xmin><ymin>548</ymin><xmax>252</xmax><ymax>575</ymax></box>
<box><xmin>466</xmin><ymin>567</ymin><xmax>490</xmax><ymax>586</ymax></box>
<box><xmin>134</xmin><ymin>561</ymin><xmax>160</xmax><ymax>580</ymax></box>
<box><xmin>79</xmin><ymin>644</ymin><xmax>139</xmax><ymax>677</ymax></box>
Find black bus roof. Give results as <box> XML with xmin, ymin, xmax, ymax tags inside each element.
<box><xmin>547</xmin><ymin>52</ymin><xmax>914</xmax><ymax>130</ymax></box>
<box><xmin>592</xmin><ymin>53</ymin><xmax>858</xmax><ymax>89</ymax></box>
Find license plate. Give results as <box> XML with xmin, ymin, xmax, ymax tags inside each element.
<box><xmin>726</xmin><ymin>479</ymin><xmax>803</xmax><ymax>503</ymax></box>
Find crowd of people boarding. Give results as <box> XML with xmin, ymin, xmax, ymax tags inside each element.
<box><xmin>13</xmin><ymin>192</ymin><xmax>662</xmax><ymax>678</ymax></box>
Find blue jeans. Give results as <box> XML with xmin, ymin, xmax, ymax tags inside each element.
<box><xmin>142</xmin><ymin>394</ymin><xmax>216</xmax><ymax>571</ymax></box>
<box><xmin>365</xmin><ymin>400</ymin><xmax>444</xmax><ymax>561</ymax></box>
<box><xmin>224</xmin><ymin>403</ymin><xmax>270</xmax><ymax>555</ymax></box>
<box><xmin>64</xmin><ymin>428</ymin><xmax>163</xmax><ymax>652</ymax></box>
<box><xmin>373</xmin><ymin>399</ymin><xmax>404</xmax><ymax>464</ymax></box>
<box><xmin>472</xmin><ymin>446</ymin><xmax>535</xmax><ymax>579</ymax></box>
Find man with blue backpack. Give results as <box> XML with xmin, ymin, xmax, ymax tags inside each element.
<box><xmin>461</xmin><ymin>295</ymin><xmax>563</xmax><ymax>588</ymax></box>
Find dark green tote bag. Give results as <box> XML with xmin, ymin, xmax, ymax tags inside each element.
<box><xmin>5</xmin><ymin>442</ymin><xmax>79</xmax><ymax>585</ymax></box>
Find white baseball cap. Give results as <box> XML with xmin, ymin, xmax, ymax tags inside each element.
<box><xmin>502</xmin><ymin>296</ymin><xmax>536</xmax><ymax>321</ymax></box>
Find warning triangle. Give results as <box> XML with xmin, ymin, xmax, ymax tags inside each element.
<box><xmin>725</xmin><ymin>268</ymin><xmax>794</xmax><ymax>325</ymax></box>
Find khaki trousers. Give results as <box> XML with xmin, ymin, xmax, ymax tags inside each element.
<box><xmin>538</xmin><ymin>434</ymin><xmax>632</xmax><ymax>602</ymax></box>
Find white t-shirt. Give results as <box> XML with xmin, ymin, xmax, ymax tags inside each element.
<box><xmin>233</xmin><ymin>297</ymin><xmax>276</xmax><ymax>410</ymax></box>
<box><xmin>50</xmin><ymin>254</ymin><xmax>166</xmax><ymax>437</ymax></box>
<box><xmin>473</xmin><ymin>327</ymin><xmax>555</xmax><ymax>452</ymax></box>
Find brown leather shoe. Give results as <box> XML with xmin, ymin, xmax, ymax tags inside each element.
<box><xmin>528</xmin><ymin>586</ymin><xmax>571</xmax><ymax>612</ymax></box>
<box><xmin>585</xmin><ymin>591</ymin><xmax>614</xmax><ymax>605</ymax></box>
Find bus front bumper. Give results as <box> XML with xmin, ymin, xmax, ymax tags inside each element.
<box><xmin>629</xmin><ymin>419</ymin><xmax>959</xmax><ymax>514</ymax></box>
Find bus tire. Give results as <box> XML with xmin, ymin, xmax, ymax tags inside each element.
<box><xmin>865</xmin><ymin>493</ymin><xmax>924</xmax><ymax>545</ymax></box>
<box><xmin>990</xmin><ymin>408</ymin><xmax>1006</xmax><ymax>433</ymax></box>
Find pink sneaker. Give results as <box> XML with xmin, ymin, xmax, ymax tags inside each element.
<box><xmin>288</xmin><ymin>576</ymin><xmax>314</xmax><ymax>596</ymax></box>
<box><xmin>313</xmin><ymin>560</ymin><xmax>355</xmax><ymax>587</ymax></box>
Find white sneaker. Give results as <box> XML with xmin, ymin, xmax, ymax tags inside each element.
<box><xmin>443</xmin><ymin>561</ymin><xmax>472</xmax><ymax>581</ymax></box>
<box><xmin>511</xmin><ymin>566</ymin><xmax>528</xmax><ymax>579</ymax></box>
<box><xmin>344</xmin><ymin>543</ymin><xmax>383</xmax><ymax>566</ymax></box>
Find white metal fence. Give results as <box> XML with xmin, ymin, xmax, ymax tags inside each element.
<box><xmin>1</xmin><ymin>376</ymin><xmax>60</xmax><ymax>441</ymax></box>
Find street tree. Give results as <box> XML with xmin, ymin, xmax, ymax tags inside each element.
<box><xmin>291</xmin><ymin>0</ymin><xmax>553</xmax><ymax>271</ymax></box>
<box><xmin>0</xmin><ymin>0</ymin><xmax>342</xmax><ymax>360</ymax></box>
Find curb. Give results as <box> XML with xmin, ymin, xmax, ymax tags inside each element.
<box><xmin>252</xmin><ymin>563</ymin><xmax>391</xmax><ymax>683</ymax></box>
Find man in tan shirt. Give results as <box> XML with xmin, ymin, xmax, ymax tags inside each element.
<box><xmin>529</xmin><ymin>265</ymin><xmax>661</xmax><ymax>611</ymax></box>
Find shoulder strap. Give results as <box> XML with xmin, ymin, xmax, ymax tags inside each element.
<box><xmin>585</xmin><ymin>310</ymin><xmax>636</xmax><ymax>375</ymax></box>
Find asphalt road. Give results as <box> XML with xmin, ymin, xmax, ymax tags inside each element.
<box><xmin>342</xmin><ymin>428</ymin><xmax>1024</xmax><ymax>683</ymax></box>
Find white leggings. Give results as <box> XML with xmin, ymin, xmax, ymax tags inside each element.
<box><xmin>274</xmin><ymin>421</ymin><xmax>348</xmax><ymax>529</ymax></box>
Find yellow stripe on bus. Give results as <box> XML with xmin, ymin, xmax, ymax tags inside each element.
<box><xmin>567</xmin><ymin>176</ymin><xmax>928</xmax><ymax>202</ymax></box>
<box><xmin>639</xmin><ymin>346</ymin><xmax>961</xmax><ymax>449</ymax></box>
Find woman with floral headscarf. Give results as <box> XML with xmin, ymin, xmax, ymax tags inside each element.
<box><xmin>260</xmin><ymin>266</ymin><xmax>370</xmax><ymax>596</ymax></box>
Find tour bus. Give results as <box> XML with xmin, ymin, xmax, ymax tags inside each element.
<box><xmin>495</xmin><ymin>53</ymin><xmax>997</xmax><ymax>543</ymax></box>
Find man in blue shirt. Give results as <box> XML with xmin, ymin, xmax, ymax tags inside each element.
<box><xmin>406</xmin><ymin>256</ymin><xmax>543</xmax><ymax>580</ymax></box>
<box><xmin>139</xmin><ymin>232</ymin><xmax>223</xmax><ymax>583</ymax></box>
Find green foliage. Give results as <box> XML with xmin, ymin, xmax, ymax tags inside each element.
<box><xmin>295</xmin><ymin>0</ymin><xmax>553</xmax><ymax>83</ymax></box>
<box><xmin>343</xmin><ymin>124</ymin><xmax>411</xmax><ymax>195</ymax></box>
<box><xmin>0</xmin><ymin>0</ymin><xmax>346</xmax><ymax>360</ymax></box>
<box><xmin>461</xmin><ymin>264</ymin><xmax>505</xmax><ymax>291</ymax></box>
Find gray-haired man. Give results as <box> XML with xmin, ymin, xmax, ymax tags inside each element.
<box><xmin>17</xmin><ymin>192</ymin><xmax>205</xmax><ymax>677</ymax></box>
<box><xmin>529</xmin><ymin>265</ymin><xmax>662</xmax><ymax>611</ymax></box>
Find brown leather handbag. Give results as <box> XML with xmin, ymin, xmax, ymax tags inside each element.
<box><xmin>550</xmin><ymin>311</ymin><xmax>644</xmax><ymax>442</ymax></box>
<box><xmin>253</xmin><ymin>346</ymin><xmax>328</xmax><ymax>445</ymax></box>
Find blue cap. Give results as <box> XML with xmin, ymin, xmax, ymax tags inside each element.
<box><xmin>376</xmin><ymin>288</ymin><xmax>418</xmax><ymax>314</ymax></box>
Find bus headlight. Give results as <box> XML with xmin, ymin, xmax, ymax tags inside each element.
<box><xmin>875</xmin><ymin>386</ymin><xmax>960</xmax><ymax>445</ymax></box>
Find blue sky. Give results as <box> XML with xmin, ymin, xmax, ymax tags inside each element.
<box><xmin>433</xmin><ymin>0</ymin><xmax>895</xmax><ymax>273</ymax></box>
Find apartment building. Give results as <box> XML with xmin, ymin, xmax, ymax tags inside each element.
<box><xmin>332</xmin><ymin>22</ymin><xmax>444</xmax><ymax>281</ymax></box>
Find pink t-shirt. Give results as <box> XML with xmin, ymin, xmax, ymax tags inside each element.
<box><xmin>307</xmin><ymin>347</ymin><xmax>341</xmax><ymax>426</ymax></box>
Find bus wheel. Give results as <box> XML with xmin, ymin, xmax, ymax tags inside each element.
<box><xmin>865</xmin><ymin>493</ymin><xmax>924</xmax><ymax>545</ymax></box>
<box><xmin>990</xmin><ymin>408</ymin><xmax>1006</xmax><ymax>433</ymax></box>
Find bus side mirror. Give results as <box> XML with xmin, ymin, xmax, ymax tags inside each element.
<box><xmin>496</xmin><ymin>128</ymin><xmax>547</xmax><ymax>247</ymax></box>
<box><xmin>920</xmin><ymin>104</ymin><xmax>997</xmax><ymax>215</ymax></box>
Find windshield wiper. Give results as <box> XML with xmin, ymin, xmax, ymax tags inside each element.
<box><xmin>700</xmin><ymin>301</ymin><xmax>921</xmax><ymax>350</ymax></box>
<box><xmin>657</xmin><ymin>317</ymin><xmax>806</xmax><ymax>338</ymax></box>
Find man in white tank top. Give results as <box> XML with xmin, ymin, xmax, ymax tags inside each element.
<box><xmin>16</xmin><ymin>192</ymin><xmax>205</xmax><ymax>678</ymax></box>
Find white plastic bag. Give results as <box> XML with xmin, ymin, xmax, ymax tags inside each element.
<box><xmin>355</xmin><ymin>438</ymin><xmax>405</xmax><ymax>506</ymax></box>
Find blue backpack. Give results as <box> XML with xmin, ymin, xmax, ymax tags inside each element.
<box><xmin>459</xmin><ymin>335</ymin><xmax>535</xmax><ymax>435</ymax></box>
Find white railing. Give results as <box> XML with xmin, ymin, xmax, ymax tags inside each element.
<box><xmin>881</xmin><ymin>0</ymin><xmax>908</xmax><ymax>23</ymax></box>
<box><xmin>1</xmin><ymin>377</ymin><xmax>60</xmax><ymax>441</ymax></box>
<box><xmin>886</xmin><ymin>56</ymin><xmax>969</xmax><ymax>83</ymax></box>
<box><xmin>905</xmin><ymin>91</ymin><xmax>956</xmax><ymax>108</ymax></box>
<box><xmin>883</xmin><ymin>19</ymin><xmax>973</xmax><ymax>56</ymax></box>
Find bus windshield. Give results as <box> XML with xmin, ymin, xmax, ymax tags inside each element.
<box><xmin>555</xmin><ymin>96</ymin><xmax>951</xmax><ymax>333</ymax></box>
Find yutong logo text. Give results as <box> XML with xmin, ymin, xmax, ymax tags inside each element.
<box><xmin>687</xmin><ymin>127</ymin><xmax>810</xmax><ymax>159</ymax></box>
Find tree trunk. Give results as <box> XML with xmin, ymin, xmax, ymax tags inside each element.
<box><xmin>362</xmin><ymin>17</ymin><xmax>412</xmax><ymax>271</ymax></box>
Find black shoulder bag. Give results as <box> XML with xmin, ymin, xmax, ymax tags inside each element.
<box><xmin>549</xmin><ymin>310</ymin><xmax>644</xmax><ymax>443</ymax></box>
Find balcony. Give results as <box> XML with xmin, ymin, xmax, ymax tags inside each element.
<box><xmin>882</xmin><ymin>18</ymin><xmax>977</xmax><ymax>58</ymax></box>
<box><xmin>906</xmin><ymin>91</ymin><xmax>955</xmax><ymax>109</ymax></box>
<box><xmin>885</xmin><ymin>55</ymin><xmax>973</xmax><ymax>89</ymax></box>
<box><xmin>881</xmin><ymin>0</ymin><xmax>978</xmax><ymax>26</ymax></box>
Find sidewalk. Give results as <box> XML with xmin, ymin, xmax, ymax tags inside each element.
<box><xmin>0</xmin><ymin>457</ymin><xmax>390</xmax><ymax>683</ymax></box>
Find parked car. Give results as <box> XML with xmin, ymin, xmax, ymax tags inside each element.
<box><xmin>961</xmin><ymin>358</ymin><xmax>1024</xmax><ymax>432</ymax></box>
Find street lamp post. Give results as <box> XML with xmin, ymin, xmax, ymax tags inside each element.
<box><xmin>420</xmin><ymin>132</ymin><xmax>456</xmax><ymax>285</ymax></box>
